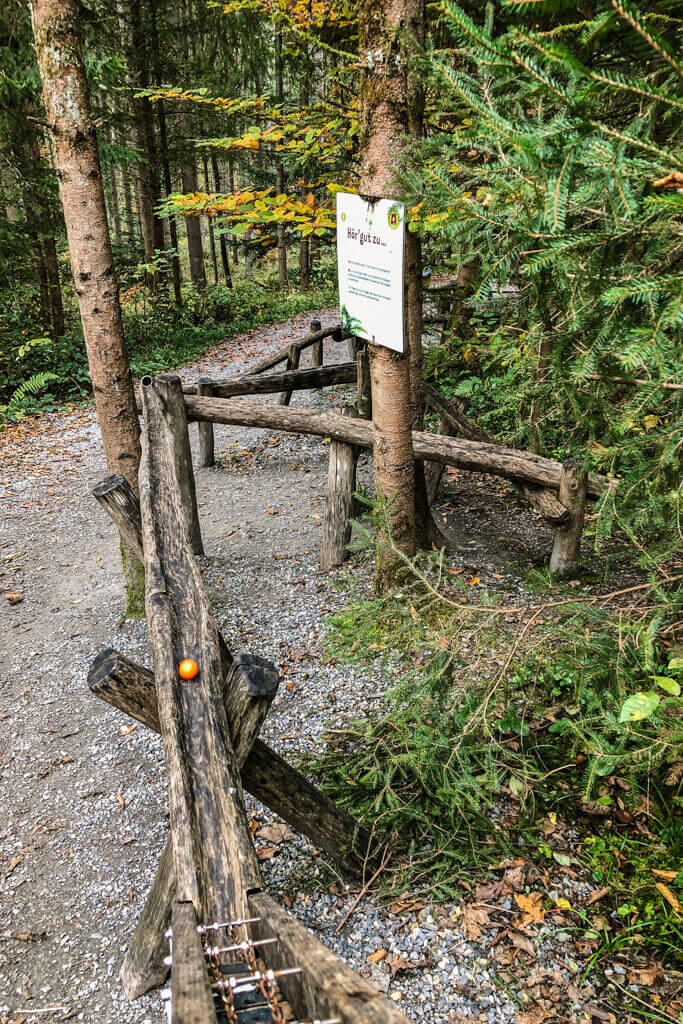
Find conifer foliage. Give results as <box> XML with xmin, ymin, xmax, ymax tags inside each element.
<box><xmin>409</xmin><ymin>0</ymin><xmax>682</xmax><ymax>546</ymax></box>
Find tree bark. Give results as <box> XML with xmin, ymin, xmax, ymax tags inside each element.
<box><xmin>30</xmin><ymin>0</ymin><xmax>142</xmax><ymax>607</ymax></box>
<box><xmin>210</xmin><ymin>154</ymin><xmax>232</xmax><ymax>287</ymax></box>
<box><xmin>31</xmin><ymin>237</ymin><xmax>52</xmax><ymax>336</ymax></box>
<box><xmin>44</xmin><ymin>235</ymin><xmax>65</xmax><ymax>337</ymax></box>
<box><xmin>182</xmin><ymin>154</ymin><xmax>207</xmax><ymax>291</ymax></box>
<box><xmin>549</xmin><ymin>459</ymin><xmax>588</xmax><ymax>576</ymax></box>
<box><xmin>358</xmin><ymin>0</ymin><xmax>424</xmax><ymax>585</ymax></box>
<box><xmin>275</xmin><ymin>31</ymin><xmax>288</xmax><ymax>290</ymax></box>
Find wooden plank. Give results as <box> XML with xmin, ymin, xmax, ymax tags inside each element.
<box><xmin>183</xmin><ymin>395</ymin><xmax>609</xmax><ymax>497</ymax></box>
<box><xmin>170</xmin><ymin>901</ymin><xmax>217</xmax><ymax>1024</ymax></box>
<box><xmin>250</xmin><ymin>891</ymin><xmax>412</xmax><ymax>1024</ymax></box>
<box><xmin>278</xmin><ymin>343</ymin><xmax>301</xmax><ymax>405</ymax></box>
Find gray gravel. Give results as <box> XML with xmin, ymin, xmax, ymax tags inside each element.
<box><xmin>0</xmin><ymin>309</ymin><xmax>626</xmax><ymax>1024</ymax></box>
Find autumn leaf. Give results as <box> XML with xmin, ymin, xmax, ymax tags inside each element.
<box><xmin>655</xmin><ymin>883</ymin><xmax>682</xmax><ymax>914</ymax></box>
<box><xmin>116</xmin><ymin>791</ymin><xmax>126</xmax><ymax>809</ymax></box>
<box><xmin>461</xmin><ymin>903</ymin><xmax>491</xmax><ymax>941</ymax></box>
<box><xmin>257</xmin><ymin>824</ymin><xmax>297</xmax><ymax>844</ymax></box>
<box><xmin>256</xmin><ymin>846</ymin><xmax>278</xmax><ymax>860</ymax></box>
<box><xmin>368</xmin><ymin>949</ymin><xmax>387</xmax><ymax>964</ymax></box>
<box><xmin>265</xmin><ymin>508</ymin><xmax>278</xmax><ymax>515</ymax></box>
<box><xmin>4</xmin><ymin>592</ymin><xmax>23</xmax><ymax>605</ymax></box>
<box><xmin>514</xmin><ymin>892</ymin><xmax>545</xmax><ymax>923</ymax></box>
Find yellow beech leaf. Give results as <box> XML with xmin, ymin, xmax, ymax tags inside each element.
<box><xmin>655</xmin><ymin>883</ymin><xmax>682</xmax><ymax>914</ymax></box>
<box><xmin>514</xmin><ymin>892</ymin><xmax>545</xmax><ymax>923</ymax></box>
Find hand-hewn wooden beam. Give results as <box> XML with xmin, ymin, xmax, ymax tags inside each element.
<box><xmin>184</xmin><ymin>395</ymin><xmax>609</xmax><ymax>498</ymax></box>
<box><xmin>170</xmin><ymin>901</ymin><xmax>217</xmax><ymax>1024</ymax></box>
<box><xmin>245</xmin><ymin>323</ymin><xmax>346</xmax><ymax>376</ymax></box>
<box><xmin>139</xmin><ymin>374</ymin><xmax>261</xmax><ymax>933</ymax></box>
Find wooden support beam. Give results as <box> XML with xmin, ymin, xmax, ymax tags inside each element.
<box><xmin>321</xmin><ymin>406</ymin><xmax>357</xmax><ymax>570</ymax></box>
<box><xmin>278</xmin><ymin>343</ymin><xmax>301</xmax><ymax>406</ymax></box>
<box><xmin>246</xmin><ymin>323</ymin><xmax>347</xmax><ymax>376</ymax></box>
<box><xmin>92</xmin><ymin>474</ymin><xmax>144</xmax><ymax>561</ymax></box>
<box><xmin>550</xmin><ymin>459</ymin><xmax>588</xmax><ymax>576</ymax></box>
<box><xmin>197</xmin><ymin>378</ymin><xmax>215</xmax><ymax>468</ymax></box>
<box><xmin>100</xmin><ymin>648</ymin><xmax>278</xmax><ymax>999</ymax></box>
<box><xmin>250</xmin><ymin>891</ymin><xmax>411</xmax><ymax>1024</ymax></box>
<box><xmin>139</xmin><ymin>373</ymin><xmax>260</xmax><ymax>928</ymax></box>
<box><xmin>423</xmin><ymin>384</ymin><xmax>570</xmax><ymax>524</ymax></box>
<box><xmin>88</xmin><ymin>650</ymin><xmax>374</xmax><ymax>879</ymax></box>
<box><xmin>170</xmin><ymin>901</ymin><xmax>217</xmax><ymax>1024</ymax></box>
<box><xmin>356</xmin><ymin>345</ymin><xmax>372</xmax><ymax>420</ymax></box>
<box><xmin>184</xmin><ymin>395</ymin><xmax>610</xmax><ymax>498</ymax></box>
<box><xmin>143</xmin><ymin>374</ymin><xmax>204</xmax><ymax>556</ymax></box>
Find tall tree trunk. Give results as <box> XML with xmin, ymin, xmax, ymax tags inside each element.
<box><xmin>31</xmin><ymin>236</ymin><xmax>52</xmax><ymax>336</ymax></box>
<box><xmin>298</xmin><ymin>68</ymin><xmax>310</xmax><ymax>292</ymax></box>
<box><xmin>358</xmin><ymin>0</ymin><xmax>424</xmax><ymax>585</ymax></box>
<box><xmin>108</xmin><ymin>139</ymin><xmax>123</xmax><ymax>245</ymax></box>
<box><xmin>182</xmin><ymin>153</ymin><xmax>207</xmax><ymax>291</ymax></box>
<box><xmin>203</xmin><ymin>156</ymin><xmax>219</xmax><ymax>286</ymax></box>
<box><xmin>157</xmin><ymin>101</ymin><xmax>183</xmax><ymax>304</ymax></box>
<box><xmin>121</xmin><ymin>158</ymin><xmax>136</xmax><ymax>243</ymax></box>
<box><xmin>31</xmin><ymin>0</ymin><xmax>143</xmax><ymax>613</ymax></box>
<box><xmin>44</xmin><ymin>235</ymin><xmax>65</xmax><ymax>337</ymax></box>
<box><xmin>211</xmin><ymin>154</ymin><xmax>232</xmax><ymax>287</ymax></box>
<box><xmin>229</xmin><ymin>158</ymin><xmax>239</xmax><ymax>265</ymax></box>
<box><xmin>275</xmin><ymin>31</ymin><xmax>288</xmax><ymax>290</ymax></box>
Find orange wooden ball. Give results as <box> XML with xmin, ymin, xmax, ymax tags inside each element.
<box><xmin>179</xmin><ymin>658</ymin><xmax>199</xmax><ymax>680</ymax></box>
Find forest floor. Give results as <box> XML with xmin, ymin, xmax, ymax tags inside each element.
<box><xmin>0</xmin><ymin>309</ymin><xmax>677</xmax><ymax>1024</ymax></box>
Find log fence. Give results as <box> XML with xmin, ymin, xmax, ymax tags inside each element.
<box><xmin>125</xmin><ymin>315</ymin><xmax>614</xmax><ymax>575</ymax></box>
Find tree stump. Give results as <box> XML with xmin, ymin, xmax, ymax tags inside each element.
<box><xmin>92</xmin><ymin>474</ymin><xmax>144</xmax><ymax>561</ymax></box>
<box><xmin>196</xmin><ymin>377</ymin><xmax>214</xmax><ymax>468</ymax></box>
<box><xmin>320</xmin><ymin>406</ymin><xmax>358</xmax><ymax>570</ymax></box>
<box><xmin>550</xmin><ymin>459</ymin><xmax>588</xmax><ymax>576</ymax></box>
<box><xmin>356</xmin><ymin>345</ymin><xmax>372</xmax><ymax>419</ymax></box>
<box><xmin>278</xmin><ymin>343</ymin><xmax>301</xmax><ymax>405</ymax></box>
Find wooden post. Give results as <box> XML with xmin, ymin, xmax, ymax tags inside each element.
<box><xmin>347</xmin><ymin>335</ymin><xmax>358</xmax><ymax>360</ymax></box>
<box><xmin>196</xmin><ymin>377</ymin><xmax>215</xmax><ymax>468</ymax></box>
<box><xmin>550</xmin><ymin>459</ymin><xmax>588</xmax><ymax>576</ymax></box>
<box><xmin>321</xmin><ymin>406</ymin><xmax>357</xmax><ymax>570</ymax></box>
<box><xmin>310</xmin><ymin>318</ymin><xmax>323</xmax><ymax>371</ymax></box>
<box><xmin>92</xmin><ymin>474</ymin><xmax>144</xmax><ymax>561</ymax></box>
<box><xmin>278</xmin><ymin>343</ymin><xmax>301</xmax><ymax>405</ymax></box>
<box><xmin>356</xmin><ymin>344</ymin><xmax>372</xmax><ymax>419</ymax></box>
<box><xmin>425</xmin><ymin>415</ymin><xmax>455</xmax><ymax>503</ymax></box>
<box><xmin>143</xmin><ymin>374</ymin><xmax>203</xmax><ymax>556</ymax></box>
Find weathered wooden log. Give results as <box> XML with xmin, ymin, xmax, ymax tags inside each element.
<box><xmin>184</xmin><ymin>395</ymin><xmax>609</xmax><ymax>498</ymax></box>
<box><xmin>321</xmin><ymin>406</ymin><xmax>357</xmax><ymax>570</ymax></box>
<box><xmin>250</xmin><ymin>891</ymin><xmax>411</xmax><ymax>1024</ymax></box>
<box><xmin>197</xmin><ymin>378</ymin><xmax>215</xmax><ymax>468</ymax></box>
<box><xmin>170</xmin><ymin>901</ymin><xmax>217</xmax><ymax>1024</ymax></box>
<box><xmin>92</xmin><ymin>474</ymin><xmax>144</xmax><ymax>561</ymax></box>
<box><xmin>144</xmin><ymin>374</ymin><xmax>204</xmax><ymax>556</ymax></box>
<box><xmin>550</xmin><ymin>459</ymin><xmax>588</xmax><ymax>576</ymax></box>
<box><xmin>246</xmin><ymin>323</ymin><xmax>346</xmax><ymax>376</ymax></box>
<box><xmin>140</xmin><ymin>376</ymin><xmax>260</xmax><ymax>920</ymax></box>
<box><xmin>106</xmin><ymin>649</ymin><xmax>278</xmax><ymax>999</ymax></box>
<box><xmin>356</xmin><ymin>345</ymin><xmax>372</xmax><ymax>420</ymax></box>
<box><xmin>310</xmin><ymin>318</ymin><xmax>323</xmax><ymax>371</ymax></box>
<box><xmin>278</xmin><ymin>343</ymin><xmax>301</xmax><ymax>406</ymax></box>
<box><xmin>424</xmin><ymin>415</ymin><xmax>453</xmax><ymax>504</ymax></box>
<box><xmin>423</xmin><ymin>384</ymin><xmax>570</xmax><ymax>523</ymax></box>
<box><xmin>88</xmin><ymin>650</ymin><xmax>374</xmax><ymax>878</ymax></box>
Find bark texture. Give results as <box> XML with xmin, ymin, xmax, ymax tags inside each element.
<box><xmin>358</xmin><ymin>0</ymin><xmax>425</xmax><ymax>581</ymax></box>
<box><xmin>30</xmin><ymin>0</ymin><xmax>142</xmax><ymax>591</ymax></box>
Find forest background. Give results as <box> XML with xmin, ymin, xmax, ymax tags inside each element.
<box><xmin>1</xmin><ymin>0</ymin><xmax>681</xmax><ymax>995</ymax></box>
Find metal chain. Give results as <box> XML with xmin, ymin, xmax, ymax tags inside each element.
<box><xmin>200</xmin><ymin>920</ymin><xmax>288</xmax><ymax>1024</ymax></box>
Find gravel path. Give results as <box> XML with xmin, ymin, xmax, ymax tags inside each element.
<box><xmin>0</xmin><ymin>309</ymin><xmax>646</xmax><ymax>1024</ymax></box>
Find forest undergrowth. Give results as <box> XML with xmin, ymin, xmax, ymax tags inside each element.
<box><xmin>313</xmin><ymin>498</ymin><xmax>683</xmax><ymax>968</ymax></box>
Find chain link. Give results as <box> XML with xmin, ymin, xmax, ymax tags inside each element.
<box><xmin>200</xmin><ymin>921</ymin><xmax>289</xmax><ymax>1023</ymax></box>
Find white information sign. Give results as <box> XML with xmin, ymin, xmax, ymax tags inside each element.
<box><xmin>336</xmin><ymin>192</ymin><xmax>405</xmax><ymax>353</ymax></box>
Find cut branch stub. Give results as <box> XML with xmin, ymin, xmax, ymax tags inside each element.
<box><xmin>92</xmin><ymin>474</ymin><xmax>144</xmax><ymax>561</ymax></box>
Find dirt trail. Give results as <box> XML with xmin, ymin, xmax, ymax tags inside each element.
<box><xmin>1</xmin><ymin>309</ymin><xmax>607</xmax><ymax>1024</ymax></box>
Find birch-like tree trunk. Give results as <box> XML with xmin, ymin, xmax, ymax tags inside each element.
<box><xmin>30</xmin><ymin>0</ymin><xmax>143</xmax><ymax>612</ymax></box>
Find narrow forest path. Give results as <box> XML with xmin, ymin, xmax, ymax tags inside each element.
<box><xmin>1</xmin><ymin>310</ymin><xmax>629</xmax><ymax>1024</ymax></box>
